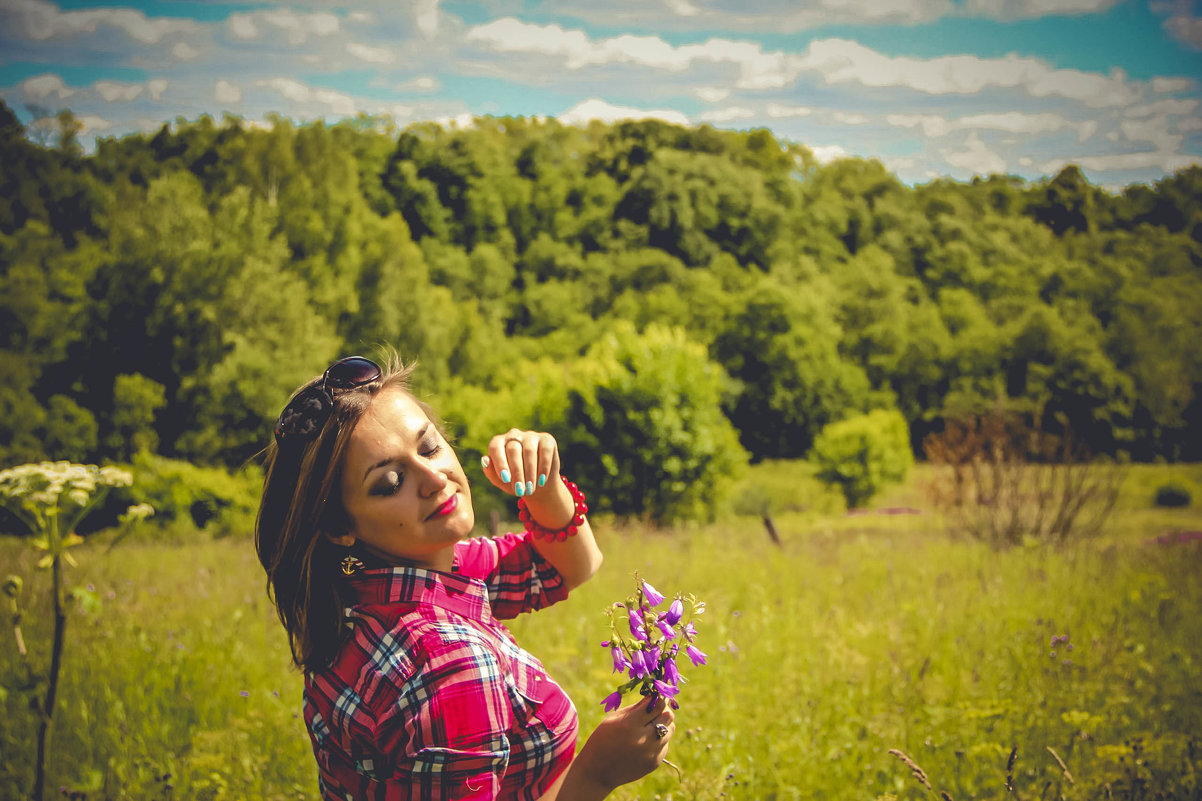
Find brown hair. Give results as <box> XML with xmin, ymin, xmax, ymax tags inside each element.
<box><xmin>255</xmin><ymin>353</ymin><xmax>426</xmax><ymax>671</ymax></box>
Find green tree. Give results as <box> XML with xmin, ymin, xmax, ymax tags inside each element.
<box><xmin>105</xmin><ymin>373</ymin><xmax>166</xmax><ymax>459</ymax></box>
<box><xmin>811</xmin><ymin>408</ymin><xmax>913</xmax><ymax>509</ymax></box>
<box><xmin>713</xmin><ymin>275</ymin><xmax>872</xmax><ymax>459</ymax></box>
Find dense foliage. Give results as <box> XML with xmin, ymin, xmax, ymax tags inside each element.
<box><xmin>812</xmin><ymin>409</ymin><xmax>914</xmax><ymax>509</ymax></box>
<box><xmin>2</xmin><ymin>100</ymin><xmax>1200</xmax><ymax>519</ymax></box>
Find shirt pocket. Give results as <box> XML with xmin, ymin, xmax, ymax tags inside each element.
<box><xmin>510</xmin><ymin>653</ymin><xmax>572</xmax><ymax>728</ymax></box>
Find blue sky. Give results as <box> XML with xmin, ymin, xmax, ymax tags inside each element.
<box><xmin>2</xmin><ymin>0</ymin><xmax>1200</xmax><ymax>188</ymax></box>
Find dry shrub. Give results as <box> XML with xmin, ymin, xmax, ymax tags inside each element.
<box><xmin>923</xmin><ymin>410</ymin><xmax>1120</xmax><ymax>548</ymax></box>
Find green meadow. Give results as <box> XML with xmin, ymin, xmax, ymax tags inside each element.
<box><xmin>2</xmin><ymin>463</ymin><xmax>1200</xmax><ymax>800</ymax></box>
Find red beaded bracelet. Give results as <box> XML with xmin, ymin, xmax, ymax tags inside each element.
<box><xmin>517</xmin><ymin>477</ymin><xmax>588</xmax><ymax>542</ymax></box>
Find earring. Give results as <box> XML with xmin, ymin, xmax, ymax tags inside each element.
<box><xmin>340</xmin><ymin>553</ymin><xmax>365</xmax><ymax>576</ymax></box>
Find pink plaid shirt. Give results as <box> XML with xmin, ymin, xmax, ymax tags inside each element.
<box><xmin>304</xmin><ymin>532</ymin><xmax>577</xmax><ymax>800</ymax></box>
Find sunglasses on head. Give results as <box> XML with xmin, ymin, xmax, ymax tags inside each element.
<box><xmin>273</xmin><ymin>356</ymin><xmax>382</xmax><ymax>445</ymax></box>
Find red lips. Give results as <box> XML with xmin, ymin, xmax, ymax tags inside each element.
<box><xmin>430</xmin><ymin>494</ymin><xmax>458</xmax><ymax>519</ymax></box>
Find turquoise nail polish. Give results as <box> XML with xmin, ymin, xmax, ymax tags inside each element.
<box><xmin>538</xmin><ymin>474</ymin><xmax>547</xmax><ymax>487</ymax></box>
<box><xmin>526</xmin><ymin>481</ymin><xmax>534</xmax><ymax>496</ymax></box>
<box><xmin>515</xmin><ymin>482</ymin><xmax>524</xmax><ymax>498</ymax></box>
<box><xmin>501</xmin><ymin>469</ymin><xmax>511</xmax><ymax>483</ymax></box>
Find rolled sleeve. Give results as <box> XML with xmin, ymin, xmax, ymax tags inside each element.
<box><xmin>456</xmin><ymin>532</ymin><xmax>568</xmax><ymax>620</ymax></box>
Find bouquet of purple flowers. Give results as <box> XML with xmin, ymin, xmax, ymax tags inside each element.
<box><xmin>600</xmin><ymin>575</ymin><xmax>708</xmax><ymax>712</ymax></box>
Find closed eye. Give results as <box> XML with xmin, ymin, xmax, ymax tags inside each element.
<box><xmin>372</xmin><ymin>470</ymin><xmax>402</xmax><ymax>496</ymax></box>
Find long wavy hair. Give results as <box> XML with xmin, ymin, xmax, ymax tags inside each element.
<box><xmin>255</xmin><ymin>353</ymin><xmax>427</xmax><ymax>671</ymax></box>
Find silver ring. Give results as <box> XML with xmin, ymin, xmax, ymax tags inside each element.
<box><xmin>654</xmin><ymin>723</ymin><xmax>668</xmax><ymax>739</ymax></box>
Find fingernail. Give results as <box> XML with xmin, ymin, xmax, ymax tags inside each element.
<box><xmin>538</xmin><ymin>474</ymin><xmax>547</xmax><ymax>487</ymax></box>
<box><xmin>481</xmin><ymin>456</ymin><xmax>490</xmax><ymax>470</ymax></box>
<box><xmin>501</xmin><ymin>468</ymin><xmax>511</xmax><ymax>483</ymax></box>
<box><xmin>526</xmin><ymin>481</ymin><xmax>534</xmax><ymax>496</ymax></box>
<box><xmin>515</xmin><ymin>482</ymin><xmax>524</xmax><ymax>497</ymax></box>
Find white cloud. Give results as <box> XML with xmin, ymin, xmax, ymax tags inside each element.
<box><xmin>77</xmin><ymin>113</ymin><xmax>113</xmax><ymax>134</ymax></box>
<box><xmin>147</xmin><ymin>79</ymin><xmax>167</xmax><ymax>101</ymax></box>
<box><xmin>799</xmin><ymin>38</ymin><xmax>1138</xmax><ymax>107</ymax></box>
<box><xmin>1040</xmin><ymin>150</ymin><xmax>1201</xmax><ymax>173</ymax></box>
<box><xmin>348</xmin><ymin>42</ymin><xmax>395</xmax><ymax>64</ymax></box>
<box><xmin>258</xmin><ymin>78</ymin><xmax>356</xmax><ymax>115</ymax></box>
<box><xmin>832</xmin><ymin>111</ymin><xmax>870</xmax><ymax>125</ymax></box>
<box><xmin>963</xmin><ymin>0</ymin><xmax>1121</xmax><ymax>20</ymax></box>
<box><xmin>1162</xmin><ymin>3</ymin><xmax>1202</xmax><ymax>49</ymax></box>
<box><xmin>941</xmin><ymin>131</ymin><xmax>1007</xmax><ymax>175</ymax></box>
<box><xmin>766</xmin><ymin>103</ymin><xmax>813</xmax><ymax>117</ymax></box>
<box><xmin>698</xmin><ymin>106</ymin><xmax>756</xmax><ymax>122</ymax></box>
<box><xmin>1126</xmin><ymin>98</ymin><xmax>1198</xmax><ymax>117</ymax></box>
<box><xmin>810</xmin><ymin>144</ymin><xmax>849</xmax><ymax>163</ymax></box>
<box><xmin>94</xmin><ymin>81</ymin><xmax>143</xmax><ymax>103</ymax></box>
<box><xmin>1121</xmin><ymin>117</ymin><xmax>1183</xmax><ymax>152</ymax></box>
<box><xmin>434</xmin><ymin>112</ymin><xmax>477</xmax><ymax>129</ymax></box>
<box><xmin>4</xmin><ymin>0</ymin><xmax>197</xmax><ymax>44</ymax></box>
<box><xmin>665</xmin><ymin>0</ymin><xmax>701</xmax><ymax>15</ymax></box>
<box><xmin>544</xmin><ymin>0</ymin><xmax>955</xmax><ymax>32</ymax></box>
<box><xmin>695</xmin><ymin>86</ymin><xmax>730</xmax><ymax>102</ymax></box>
<box><xmin>558</xmin><ymin>98</ymin><xmax>689</xmax><ymax>126</ymax></box>
<box><xmin>1151</xmin><ymin>76</ymin><xmax>1193</xmax><ymax>93</ymax></box>
<box><xmin>887</xmin><ymin>110</ymin><xmax>1095</xmax><ymax>140</ymax></box>
<box><xmin>227</xmin><ymin>13</ymin><xmax>259</xmax><ymax>40</ymax></box>
<box><xmin>398</xmin><ymin>76</ymin><xmax>441</xmax><ymax>92</ymax></box>
<box><xmin>19</xmin><ymin>73</ymin><xmax>74</xmax><ymax>101</ymax></box>
<box><xmin>215</xmin><ymin>80</ymin><xmax>242</xmax><ymax>104</ymax></box>
<box><xmin>171</xmin><ymin>41</ymin><xmax>199</xmax><ymax>60</ymax></box>
<box><xmin>416</xmin><ymin>0</ymin><xmax>440</xmax><ymax>37</ymax></box>
<box><xmin>466</xmin><ymin>19</ymin><xmax>803</xmax><ymax>89</ymax></box>
<box><xmin>260</xmin><ymin>9</ymin><xmax>339</xmax><ymax>45</ymax></box>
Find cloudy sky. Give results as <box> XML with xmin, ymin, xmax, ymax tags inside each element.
<box><xmin>2</xmin><ymin>0</ymin><xmax>1200</xmax><ymax>188</ymax></box>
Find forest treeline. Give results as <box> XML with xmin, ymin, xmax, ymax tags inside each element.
<box><xmin>2</xmin><ymin>99</ymin><xmax>1200</xmax><ymax>500</ymax></box>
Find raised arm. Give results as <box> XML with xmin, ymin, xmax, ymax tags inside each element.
<box><xmin>481</xmin><ymin>429</ymin><xmax>602</xmax><ymax>591</ymax></box>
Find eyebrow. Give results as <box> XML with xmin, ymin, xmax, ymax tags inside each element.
<box><xmin>362</xmin><ymin>423</ymin><xmax>429</xmax><ymax>482</ymax></box>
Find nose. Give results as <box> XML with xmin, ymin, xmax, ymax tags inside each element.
<box><xmin>416</xmin><ymin>460</ymin><xmax>448</xmax><ymax>498</ymax></box>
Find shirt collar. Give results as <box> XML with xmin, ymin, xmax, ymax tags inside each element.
<box><xmin>346</xmin><ymin>564</ymin><xmax>492</xmax><ymax>624</ymax></box>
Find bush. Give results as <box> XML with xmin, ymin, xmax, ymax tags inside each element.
<box><xmin>1154</xmin><ymin>484</ymin><xmax>1192</xmax><ymax>507</ymax></box>
<box><xmin>442</xmin><ymin>323</ymin><xmax>748</xmax><ymax>525</ymax></box>
<box><xmin>923</xmin><ymin>411</ymin><xmax>1120</xmax><ymax>548</ymax></box>
<box><xmin>123</xmin><ymin>453</ymin><xmax>262</xmax><ymax>536</ymax></box>
<box><xmin>811</xmin><ymin>409</ymin><xmax>913</xmax><ymax>509</ymax></box>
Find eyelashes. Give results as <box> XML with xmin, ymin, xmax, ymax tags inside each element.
<box><xmin>370</xmin><ymin>439</ymin><xmax>443</xmax><ymax>496</ymax></box>
<box><xmin>374</xmin><ymin>470</ymin><xmax>402</xmax><ymax>496</ymax></box>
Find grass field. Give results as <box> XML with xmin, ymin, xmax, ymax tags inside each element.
<box><xmin>2</xmin><ymin>464</ymin><xmax>1200</xmax><ymax>800</ymax></box>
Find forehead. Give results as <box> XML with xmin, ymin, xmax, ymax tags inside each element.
<box><xmin>344</xmin><ymin>389</ymin><xmax>430</xmax><ymax>461</ymax></box>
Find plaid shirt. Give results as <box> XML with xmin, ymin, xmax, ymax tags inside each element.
<box><xmin>305</xmin><ymin>532</ymin><xmax>577</xmax><ymax>801</ymax></box>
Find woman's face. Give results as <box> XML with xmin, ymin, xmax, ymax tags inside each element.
<box><xmin>335</xmin><ymin>387</ymin><xmax>474</xmax><ymax>570</ymax></box>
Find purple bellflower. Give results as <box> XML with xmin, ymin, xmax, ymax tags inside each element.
<box><xmin>601</xmin><ymin>691</ymin><xmax>622</xmax><ymax>712</ymax></box>
<box><xmin>665</xmin><ymin>599</ymin><xmax>684</xmax><ymax>626</ymax></box>
<box><xmin>641</xmin><ymin>581</ymin><xmax>665</xmax><ymax>607</ymax></box>
<box><xmin>628</xmin><ymin>608</ymin><xmax>648</xmax><ymax>641</ymax></box>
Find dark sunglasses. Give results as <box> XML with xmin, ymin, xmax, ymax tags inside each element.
<box><xmin>273</xmin><ymin>356</ymin><xmax>382</xmax><ymax>445</ymax></box>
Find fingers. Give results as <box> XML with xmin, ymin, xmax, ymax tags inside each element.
<box><xmin>482</xmin><ymin>429</ymin><xmax>559</xmax><ymax>498</ymax></box>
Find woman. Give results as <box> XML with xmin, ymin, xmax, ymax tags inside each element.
<box><xmin>255</xmin><ymin>354</ymin><xmax>674</xmax><ymax>800</ymax></box>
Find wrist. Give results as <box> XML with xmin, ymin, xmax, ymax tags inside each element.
<box><xmin>519</xmin><ymin>477</ymin><xmax>587</xmax><ymax>540</ymax></box>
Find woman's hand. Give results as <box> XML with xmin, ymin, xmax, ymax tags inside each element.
<box><xmin>481</xmin><ymin>427</ymin><xmax>602</xmax><ymax>590</ymax></box>
<box><xmin>480</xmin><ymin>428</ymin><xmax>560</xmax><ymax>503</ymax></box>
<box><xmin>555</xmin><ymin>695</ymin><xmax>676</xmax><ymax>798</ymax></box>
